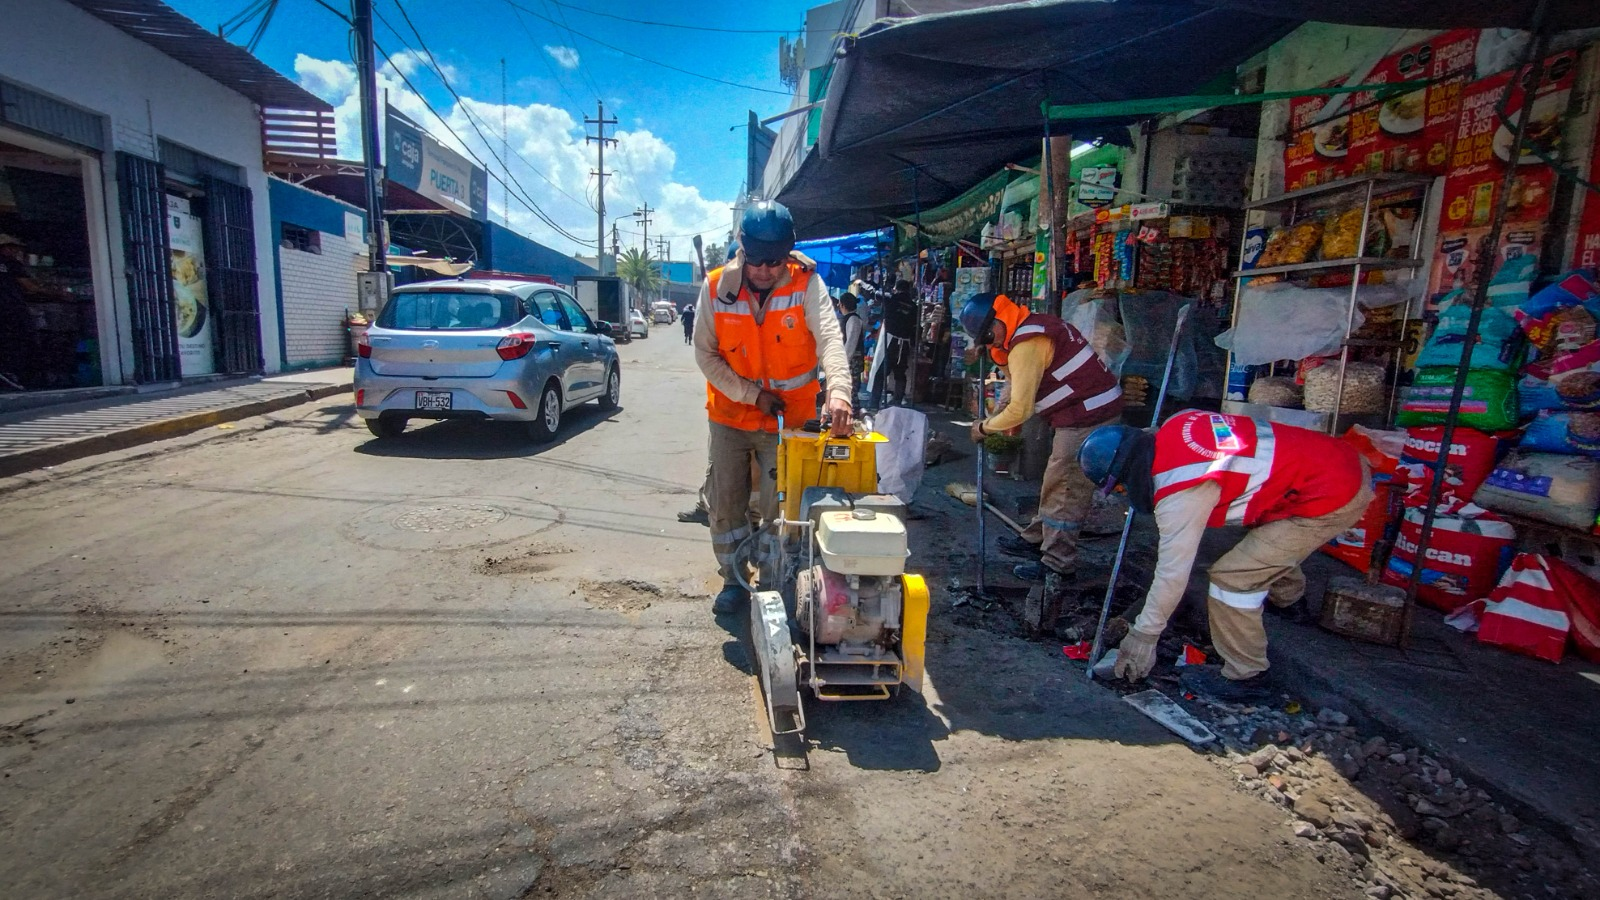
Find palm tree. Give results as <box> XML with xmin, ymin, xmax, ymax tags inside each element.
<box><xmin>617</xmin><ymin>247</ymin><xmax>663</xmax><ymax>302</ymax></box>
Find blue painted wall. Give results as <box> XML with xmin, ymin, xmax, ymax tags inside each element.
<box><xmin>481</xmin><ymin>221</ymin><xmax>597</xmax><ymax>284</ymax></box>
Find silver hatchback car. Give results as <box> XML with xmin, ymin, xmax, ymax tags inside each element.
<box><xmin>356</xmin><ymin>280</ymin><xmax>621</xmax><ymax>441</ymax></box>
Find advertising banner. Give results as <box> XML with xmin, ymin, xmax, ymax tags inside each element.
<box><xmin>1571</xmin><ymin>111</ymin><xmax>1600</xmax><ymax>268</ymax></box>
<box><xmin>385</xmin><ymin>110</ymin><xmax>489</xmax><ymax>220</ymax></box>
<box><xmin>166</xmin><ymin>194</ymin><xmax>215</xmax><ymax>376</ymax></box>
<box><xmin>1438</xmin><ymin>51</ymin><xmax>1576</xmax><ymax>234</ymax></box>
<box><xmin>1284</xmin><ymin>77</ymin><xmax>1351</xmax><ymax>192</ymax></box>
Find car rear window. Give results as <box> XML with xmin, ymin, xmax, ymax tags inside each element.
<box><xmin>378</xmin><ymin>291</ymin><xmax>522</xmax><ymax>330</ymax></box>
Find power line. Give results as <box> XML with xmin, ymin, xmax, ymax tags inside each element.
<box><xmin>499</xmin><ymin>0</ymin><xmax>792</xmax><ymax>96</ymax></box>
<box><xmin>380</xmin><ymin>1</ymin><xmax>594</xmax><ymax>241</ymax></box>
<box><xmin>371</xmin><ymin>39</ymin><xmax>595</xmax><ymax>247</ymax></box>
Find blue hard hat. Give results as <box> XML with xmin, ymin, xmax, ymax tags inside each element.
<box><xmin>738</xmin><ymin>200</ymin><xmax>795</xmax><ymax>262</ymax></box>
<box><xmin>958</xmin><ymin>293</ymin><xmax>998</xmax><ymax>343</ymax></box>
<box><xmin>725</xmin><ymin>239</ymin><xmax>739</xmax><ymax>259</ymax></box>
<box><xmin>1078</xmin><ymin>424</ymin><xmax>1146</xmax><ymax>489</ymax></box>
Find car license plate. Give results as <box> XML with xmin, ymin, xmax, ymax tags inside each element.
<box><xmin>415</xmin><ymin>390</ymin><xmax>453</xmax><ymax>411</ymax></box>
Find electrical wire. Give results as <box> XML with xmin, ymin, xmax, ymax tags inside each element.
<box><xmin>372</xmin><ymin>39</ymin><xmax>596</xmax><ymax>246</ymax></box>
<box><xmin>499</xmin><ymin>0</ymin><xmax>793</xmax><ymax>96</ymax></box>
<box><xmin>385</xmin><ymin>1</ymin><xmax>586</xmax><ymax>207</ymax></box>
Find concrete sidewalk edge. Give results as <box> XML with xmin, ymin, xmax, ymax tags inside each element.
<box><xmin>0</xmin><ymin>383</ymin><xmax>350</xmax><ymax>479</ymax></box>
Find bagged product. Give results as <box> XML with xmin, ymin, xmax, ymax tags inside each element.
<box><xmin>1247</xmin><ymin>376</ymin><xmax>1302</xmax><ymax>407</ymax></box>
<box><xmin>1566</xmin><ymin>557</ymin><xmax>1600</xmax><ymax>663</ymax></box>
<box><xmin>1380</xmin><ymin>499</ymin><xmax>1515</xmax><ymax>611</ymax></box>
<box><xmin>1476</xmin><ymin>554</ymin><xmax>1571</xmax><ymax>663</ymax></box>
<box><xmin>1513</xmin><ymin>267</ymin><xmax>1600</xmax><ymax>350</ymax></box>
<box><xmin>1474</xmin><ymin>450</ymin><xmax>1600</xmax><ymax>529</ymax></box>
<box><xmin>1520</xmin><ymin>410</ymin><xmax>1600</xmax><ymax>457</ymax></box>
<box><xmin>1304</xmin><ymin>362</ymin><xmax>1386</xmax><ymax>413</ymax></box>
<box><xmin>1415</xmin><ymin>294</ymin><xmax>1523</xmax><ymax>371</ymax></box>
<box><xmin>1517</xmin><ymin>340</ymin><xmax>1600</xmax><ymax>414</ymax></box>
<box><xmin>1397</xmin><ymin>426</ymin><xmax>1499</xmax><ymax>501</ymax></box>
<box><xmin>1320</xmin><ymin>207</ymin><xmax>1366</xmax><ymax>260</ymax></box>
<box><xmin>1395</xmin><ymin>367</ymin><xmax>1518</xmax><ymax>432</ymax></box>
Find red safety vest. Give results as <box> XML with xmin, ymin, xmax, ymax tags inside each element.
<box><xmin>1006</xmin><ymin>313</ymin><xmax>1122</xmax><ymax>428</ymax></box>
<box><xmin>1152</xmin><ymin>410</ymin><xmax>1362</xmax><ymax>527</ymax></box>
<box><xmin>705</xmin><ymin>261</ymin><xmax>821</xmax><ymax>433</ymax></box>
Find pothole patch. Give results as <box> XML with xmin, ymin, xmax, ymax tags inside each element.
<box><xmin>578</xmin><ymin>579</ymin><xmax>682</xmax><ymax>614</ymax></box>
<box><xmin>393</xmin><ymin>504</ymin><xmax>508</xmax><ymax>533</ymax></box>
<box><xmin>347</xmin><ymin>496</ymin><xmax>561</xmax><ymax>550</ymax></box>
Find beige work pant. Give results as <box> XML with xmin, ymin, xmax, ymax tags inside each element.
<box><xmin>1206</xmin><ymin>466</ymin><xmax>1373</xmax><ymax>679</ymax></box>
<box><xmin>1019</xmin><ymin>424</ymin><xmax>1099</xmax><ymax>574</ymax></box>
<box><xmin>707</xmin><ymin>423</ymin><xmax>779</xmax><ymax>586</ymax></box>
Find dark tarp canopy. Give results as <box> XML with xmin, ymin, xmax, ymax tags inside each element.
<box><xmin>778</xmin><ymin>0</ymin><xmax>1600</xmax><ymax>240</ymax></box>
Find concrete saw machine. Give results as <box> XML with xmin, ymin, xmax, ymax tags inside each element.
<box><xmin>742</xmin><ymin>418</ymin><xmax>929</xmax><ymax>736</ymax></box>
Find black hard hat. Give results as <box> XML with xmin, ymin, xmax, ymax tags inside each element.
<box><xmin>738</xmin><ymin>200</ymin><xmax>795</xmax><ymax>262</ymax></box>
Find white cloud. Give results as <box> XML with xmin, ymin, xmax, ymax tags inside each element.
<box><xmin>543</xmin><ymin>45</ymin><xmax>580</xmax><ymax>70</ymax></box>
<box><xmin>291</xmin><ymin>53</ymin><xmax>732</xmax><ymax>260</ymax></box>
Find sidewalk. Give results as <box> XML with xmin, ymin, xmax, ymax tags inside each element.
<box><xmin>0</xmin><ymin>367</ymin><xmax>351</xmax><ymax>478</ymax></box>
<box><xmin>920</xmin><ymin>408</ymin><xmax>1600</xmax><ymax>851</ymax></box>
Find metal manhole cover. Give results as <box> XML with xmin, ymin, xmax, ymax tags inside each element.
<box><xmin>392</xmin><ymin>504</ymin><xmax>508</xmax><ymax>533</ymax></box>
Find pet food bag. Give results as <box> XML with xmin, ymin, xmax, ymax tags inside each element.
<box><xmin>1513</xmin><ymin>267</ymin><xmax>1600</xmax><ymax>351</ymax></box>
<box><xmin>1321</xmin><ymin>427</ymin><xmax>1405</xmax><ymax>572</ymax></box>
<box><xmin>1396</xmin><ymin>426</ymin><xmax>1499</xmax><ymax>501</ymax></box>
<box><xmin>1396</xmin><ymin>368</ymin><xmax>1518</xmax><ymax>432</ymax></box>
<box><xmin>1518</xmin><ymin>340</ymin><xmax>1600</xmax><ymax>414</ymax></box>
<box><xmin>1381</xmin><ymin>499</ymin><xmax>1515</xmax><ymax>611</ymax></box>
<box><xmin>1474</xmin><ymin>450</ymin><xmax>1600</xmax><ymax>529</ymax></box>
<box><xmin>1415</xmin><ymin>298</ymin><xmax>1523</xmax><ymax>371</ymax></box>
<box><xmin>1520</xmin><ymin>410</ymin><xmax>1600</xmax><ymax>457</ymax></box>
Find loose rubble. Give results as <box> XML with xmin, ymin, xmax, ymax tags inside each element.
<box><xmin>1195</xmin><ymin>700</ymin><xmax>1598</xmax><ymax>900</ymax></box>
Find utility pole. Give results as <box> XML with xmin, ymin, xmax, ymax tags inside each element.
<box><xmin>610</xmin><ymin>222</ymin><xmax>620</xmax><ymax>266</ymax></box>
<box><xmin>634</xmin><ymin>203</ymin><xmax>653</xmax><ymax>253</ymax></box>
<box><xmin>501</xmin><ymin>58</ymin><xmax>510</xmax><ymax>228</ymax></box>
<box><xmin>585</xmin><ymin>102</ymin><xmax>617</xmax><ymax>274</ymax></box>
<box><xmin>353</xmin><ymin>0</ymin><xmax>384</xmax><ymax>275</ymax></box>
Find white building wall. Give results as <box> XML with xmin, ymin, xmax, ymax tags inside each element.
<box><xmin>0</xmin><ymin>0</ymin><xmax>289</xmax><ymax>379</ymax></box>
<box><xmin>280</xmin><ymin>213</ymin><xmax>364</xmax><ymax>368</ymax></box>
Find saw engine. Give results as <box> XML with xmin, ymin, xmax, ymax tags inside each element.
<box><xmin>747</xmin><ymin>423</ymin><xmax>929</xmax><ymax>736</ymax></box>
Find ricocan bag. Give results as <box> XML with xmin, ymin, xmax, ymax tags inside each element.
<box><xmin>1381</xmin><ymin>499</ymin><xmax>1514</xmax><ymax>611</ymax></box>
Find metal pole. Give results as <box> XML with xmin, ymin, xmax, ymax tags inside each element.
<box><xmin>905</xmin><ymin>168</ymin><xmax>923</xmax><ymax>408</ymax></box>
<box><xmin>1151</xmin><ymin>304</ymin><xmax>1192</xmax><ymax>426</ymax></box>
<box><xmin>586</xmin><ymin>102</ymin><xmax>616</xmax><ymax>274</ymax></box>
<box><xmin>975</xmin><ymin>351</ymin><xmax>989</xmax><ymax>596</ymax></box>
<box><xmin>353</xmin><ymin>0</ymin><xmax>384</xmax><ymax>272</ymax></box>
<box><xmin>1403</xmin><ymin>12</ymin><xmax>1549</xmax><ymax>643</ymax></box>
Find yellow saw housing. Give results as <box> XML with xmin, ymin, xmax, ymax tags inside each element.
<box><xmin>776</xmin><ymin>427</ymin><xmax>886</xmax><ymax>521</ymax></box>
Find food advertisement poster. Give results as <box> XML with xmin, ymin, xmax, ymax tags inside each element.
<box><xmin>166</xmin><ymin>194</ymin><xmax>215</xmax><ymax>376</ymax></box>
<box><xmin>1571</xmin><ymin>112</ymin><xmax>1600</xmax><ymax>268</ymax></box>
<box><xmin>1284</xmin><ymin>78</ymin><xmax>1350</xmax><ymax>191</ymax></box>
<box><xmin>1438</xmin><ymin>51</ymin><xmax>1576</xmax><ymax>234</ymax></box>
<box><xmin>1426</xmin><ymin>224</ymin><xmax>1544</xmax><ymax>313</ymax></box>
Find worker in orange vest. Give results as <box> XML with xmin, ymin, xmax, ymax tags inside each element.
<box><xmin>693</xmin><ymin>201</ymin><xmax>853</xmax><ymax>615</ymax></box>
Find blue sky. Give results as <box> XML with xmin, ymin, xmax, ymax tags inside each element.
<box><xmin>166</xmin><ymin>0</ymin><xmax>819</xmax><ymax>257</ymax></box>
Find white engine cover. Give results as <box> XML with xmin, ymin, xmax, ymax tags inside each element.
<box><xmin>815</xmin><ymin>509</ymin><xmax>908</xmax><ymax>576</ymax></box>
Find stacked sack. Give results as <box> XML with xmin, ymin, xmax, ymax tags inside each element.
<box><xmin>1475</xmin><ymin>268</ymin><xmax>1600</xmax><ymax>530</ymax></box>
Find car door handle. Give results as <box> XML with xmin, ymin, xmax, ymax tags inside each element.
<box><xmin>545</xmin><ymin>341</ymin><xmax>561</xmax><ymax>350</ymax></box>
<box><xmin>581</xmin><ymin>341</ymin><xmax>591</xmax><ymax>349</ymax></box>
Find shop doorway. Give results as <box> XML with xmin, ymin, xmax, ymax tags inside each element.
<box><xmin>0</xmin><ymin>137</ymin><xmax>100</xmax><ymax>390</ymax></box>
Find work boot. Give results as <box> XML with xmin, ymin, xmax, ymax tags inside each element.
<box><xmin>1013</xmin><ymin>561</ymin><xmax>1059</xmax><ymax>583</ymax></box>
<box><xmin>1178</xmin><ymin>665</ymin><xmax>1274</xmax><ymax>704</ymax></box>
<box><xmin>677</xmin><ymin>506</ymin><xmax>710</xmax><ymax>526</ymax></box>
<box><xmin>998</xmin><ymin>534</ymin><xmax>1042</xmax><ymax>558</ymax></box>
<box><xmin>712</xmin><ymin>583</ymin><xmax>749</xmax><ymax>616</ymax></box>
<box><xmin>1265</xmin><ymin>597</ymin><xmax>1314</xmax><ymax>625</ymax></box>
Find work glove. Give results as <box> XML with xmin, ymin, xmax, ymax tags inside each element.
<box><xmin>755</xmin><ymin>390</ymin><xmax>787</xmax><ymax>418</ymax></box>
<box><xmin>969</xmin><ymin>422</ymin><xmax>987</xmax><ymax>445</ymax></box>
<box><xmin>1113</xmin><ymin>628</ymin><xmax>1161</xmax><ymax>682</ymax></box>
<box><xmin>824</xmin><ymin>396</ymin><xmax>853</xmax><ymax>437</ymax></box>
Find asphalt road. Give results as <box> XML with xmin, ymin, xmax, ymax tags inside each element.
<box><xmin>0</xmin><ymin>334</ymin><xmax>1362</xmax><ymax>899</ymax></box>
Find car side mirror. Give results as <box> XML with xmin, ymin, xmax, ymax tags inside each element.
<box><xmin>594</xmin><ymin>320</ymin><xmax>613</xmax><ymax>337</ymax></box>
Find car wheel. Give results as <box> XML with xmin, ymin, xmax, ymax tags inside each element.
<box><xmin>597</xmin><ymin>366</ymin><xmax>621</xmax><ymax>410</ymax></box>
<box><xmin>365</xmin><ymin>416</ymin><xmax>407</xmax><ymax>439</ymax></box>
<box><xmin>528</xmin><ymin>381</ymin><xmax>561</xmax><ymax>442</ymax></box>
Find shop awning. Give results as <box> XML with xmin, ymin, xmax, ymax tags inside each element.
<box><xmin>1200</xmin><ymin>1</ymin><xmax>1600</xmax><ymax>31</ymax></box>
<box><xmin>779</xmin><ymin>0</ymin><xmax>1298</xmax><ymax>238</ymax></box>
<box><xmin>66</xmin><ymin>0</ymin><xmax>332</xmax><ymax>111</ymax></box>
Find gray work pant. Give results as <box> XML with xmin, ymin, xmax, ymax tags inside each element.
<box><xmin>707</xmin><ymin>423</ymin><xmax>779</xmax><ymax>586</ymax></box>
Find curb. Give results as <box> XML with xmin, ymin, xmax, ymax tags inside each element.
<box><xmin>0</xmin><ymin>383</ymin><xmax>350</xmax><ymax>479</ymax></box>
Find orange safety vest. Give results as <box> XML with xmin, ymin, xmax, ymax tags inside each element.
<box><xmin>705</xmin><ymin>261</ymin><xmax>821</xmax><ymax>433</ymax></box>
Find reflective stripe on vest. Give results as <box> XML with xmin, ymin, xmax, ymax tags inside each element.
<box><xmin>705</xmin><ymin>263</ymin><xmax>820</xmax><ymax>432</ymax></box>
<box><xmin>1152</xmin><ymin>418</ymin><xmax>1278</xmax><ymax>526</ymax></box>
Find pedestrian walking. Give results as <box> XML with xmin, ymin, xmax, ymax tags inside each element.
<box><xmin>867</xmin><ymin>280</ymin><xmax>916</xmax><ymax>409</ymax></box>
<box><xmin>838</xmin><ymin>292</ymin><xmax>864</xmax><ymax>403</ymax></box>
<box><xmin>1078</xmin><ymin>411</ymin><xmax>1371</xmax><ymax>701</ymax></box>
<box><xmin>680</xmin><ymin>303</ymin><xmax>695</xmax><ymax>344</ymax></box>
<box><xmin>693</xmin><ymin>200</ymin><xmax>853</xmax><ymax>616</ymax></box>
<box><xmin>958</xmin><ymin>292</ymin><xmax>1123</xmax><ymax>632</ymax></box>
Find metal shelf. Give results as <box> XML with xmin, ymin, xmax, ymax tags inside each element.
<box><xmin>1246</xmin><ymin>172</ymin><xmax>1434</xmax><ymax>212</ymax></box>
<box><xmin>1232</xmin><ymin>257</ymin><xmax>1422</xmax><ymax>278</ymax></box>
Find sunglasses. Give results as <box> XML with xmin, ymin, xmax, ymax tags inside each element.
<box><xmin>746</xmin><ymin>257</ymin><xmax>787</xmax><ymax>269</ymax></box>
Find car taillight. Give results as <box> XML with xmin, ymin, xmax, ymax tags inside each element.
<box><xmin>505</xmin><ymin>390</ymin><xmax>527</xmax><ymax>409</ymax></box>
<box><xmin>355</xmin><ymin>389</ymin><xmax>365</xmax><ymax>406</ymax></box>
<box><xmin>496</xmin><ymin>332</ymin><xmax>537</xmax><ymax>360</ymax></box>
<box><xmin>357</xmin><ymin>332</ymin><xmax>371</xmax><ymax>358</ymax></box>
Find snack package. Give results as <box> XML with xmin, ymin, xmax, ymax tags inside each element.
<box><xmin>1520</xmin><ymin>410</ymin><xmax>1600</xmax><ymax>457</ymax></box>
<box><xmin>1475</xmin><ymin>450</ymin><xmax>1600</xmax><ymax>529</ymax></box>
<box><xmin>1396</xmin><ymin>367</ymin><xmax>1519</xmax><ymax>431</ymax></box>
<box><xmin>1282</xmin><ymin>220</ymin><xmax>1325</xmax><ymax>264</ymax></box>
<box><xmin>1320</xmin><ymin>207</ymin><xmax>1366</xmax><ymax>260</ymax></box>
<box><xmin>1514</xmin><ymin>267</ymin><xmax>1600</xmax><ymax>349</ymax></box>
